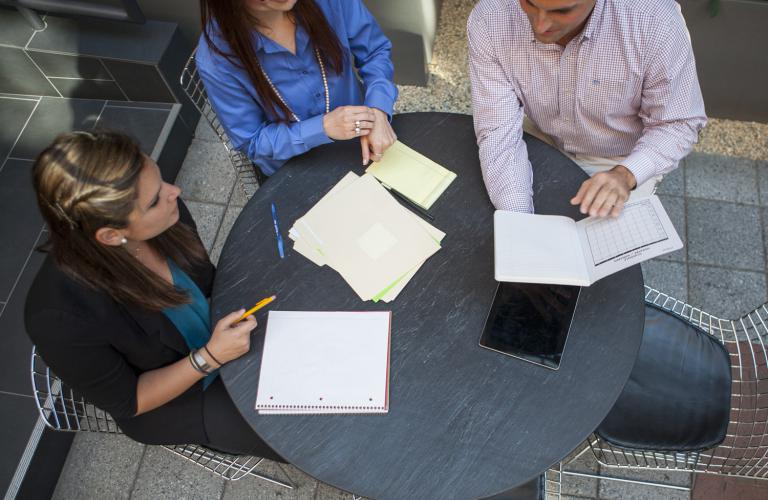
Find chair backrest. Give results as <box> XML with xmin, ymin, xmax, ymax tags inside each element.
<box><xmin>589</xmin><ymin>286</ymin><xmax>768</xmax><ymax>479</ymax></box>
<box><xmin>31</xmin><ymin>347</ymin><xmax>121</xmax><ymax>434</ymax></box>
<box><xmin>179</xmin><ymin>50</ymin><xmax>263</xmax><ymax>199</ymax></box>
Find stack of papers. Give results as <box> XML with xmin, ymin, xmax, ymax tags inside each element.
<box><xmin>365</xmin><ymin>141</ymin><xmax>457</xmax><ymax>209</ymax></box>
<box><xmin>289</xmin><ymin>172</ymin><xmax>445</xmax><ymax>302</ymax></box>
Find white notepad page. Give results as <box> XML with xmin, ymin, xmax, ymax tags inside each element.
<box><xmin>494</xmin><ymin>212</ymin><xmax>589</xmax><ymax>285</ymax></box>
<box><xmin>255</xmin><ymin>311</ymin><xmax>391</xmax><ymax>414</ymax></box>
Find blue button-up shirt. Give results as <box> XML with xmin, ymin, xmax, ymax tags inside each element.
<box><xmin>196</xmin><ymin>0</ymin><xmax>398</xmax><ymax>176</ymax></box>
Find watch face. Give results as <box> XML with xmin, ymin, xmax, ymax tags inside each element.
<box><xmin>193</xmin><ymin>351</ymin><xmax>211</xmax><ymax>372</ymax></box>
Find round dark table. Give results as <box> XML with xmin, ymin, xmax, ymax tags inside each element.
<box><xmin>212</xmin><ymin>113</ymin><xmax>644</xmax><ymax>500</ymax></box>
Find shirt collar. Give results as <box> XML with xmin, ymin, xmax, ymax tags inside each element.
<box><xmin>581</xmin><ymin>0</ymin><xmax>605</xmax><ymax>41</ymax></box>
<box><xmin>253</xmin><ymin>23</ymin><xmax>309</xmax><ymax>55</ymax></box>
<box><xmin>525</xmin><ymin>0</ymin><xmax>606</xmax><ymax>44</ymax></box>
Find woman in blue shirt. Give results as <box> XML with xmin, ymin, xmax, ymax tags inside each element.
<box><xmin>197</xmin><ymin>0</ymin><xmax>399</xmax><ymax>175</ymax></box>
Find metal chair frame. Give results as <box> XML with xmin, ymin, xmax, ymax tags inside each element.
<box><xmin>30</xmin><ymin>347</ymin><xmax>293</xmax><ymax>487</ymax></box>
<box><xmin>555</xmin><ymin>285</ymin><xmax>768</xmax><ymax>495</ymax></box>
<box><xmin>179</xmin><ymin>49</ymin><xmax>265</xmax><ymax>201</ymax></box>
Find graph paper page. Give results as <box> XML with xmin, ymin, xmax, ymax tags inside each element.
<box><xmin>576</xmin><ymin>195</ymin><xmax>683</xmax><ymax>283</ymax></box>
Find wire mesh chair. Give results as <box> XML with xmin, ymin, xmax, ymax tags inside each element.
<box><xmin>179</xmin><ymin>49</ymin><xmax>266</xmax><ymax>201</ymax></box>
<box><xmin>544</xmin><ymin>462</ymin><xmax>562</xmax><ymax>499</ymax></box>
<box><xmin>562</xmin><ymin>285</ymin><xmax>768</xmax><ymax>492</ymax></box>
<box><xmin>30</xmin><ymin>346</ymin><xmax>293</xmax><ymax>487</ymax></box>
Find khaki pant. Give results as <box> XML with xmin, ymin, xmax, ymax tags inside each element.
<box><xmin>523</xmin><ymin>117</ymin><xmax>661</xmax><ymax>199</ymax></box>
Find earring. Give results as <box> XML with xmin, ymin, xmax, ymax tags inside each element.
<box><xmin>121</xmin><ymin>237</ymin><xmax>128</xmax><ymax>245</ymax></box>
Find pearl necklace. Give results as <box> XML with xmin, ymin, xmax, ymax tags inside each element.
<box><xmin>260</xmin><ymin>48</ymin><xmax>329</xmax><ymax>122</ymax></box>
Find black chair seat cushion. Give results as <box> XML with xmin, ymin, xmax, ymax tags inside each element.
<box><xmin>596</xmin><ymin>304</ymin><xmax>732</xmax><ymax>452</ymax></box>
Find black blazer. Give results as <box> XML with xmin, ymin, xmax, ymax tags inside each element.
<box><xmin>24</xmin><ymin>202</ymin><xmax>217</xmax><ymax>445</ymax></box>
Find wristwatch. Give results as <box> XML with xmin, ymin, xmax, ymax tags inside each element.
<box><xmin>191</xmin><ymin>349</ymin><xmax>213</xmax><ymax>374</ymax></box>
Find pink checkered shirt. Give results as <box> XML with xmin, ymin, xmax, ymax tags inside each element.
<box><xmin>468</xmin><ymin>0</ymin><xmax>707</xmax><ymax>212</ymax></box>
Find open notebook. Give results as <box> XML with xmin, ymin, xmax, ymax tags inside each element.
<box><xmin>255</xmin><ymin>311</ymin><xmax>391</xmax><ymax>414</ymax></box>
<box><xmin>494</xmin><ymin>195</ymin><xmax>682</xmax><ymax>286</ymax></box>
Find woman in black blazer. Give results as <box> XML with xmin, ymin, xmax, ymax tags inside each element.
<box><xmin>25</xmin><ymin>130</ymin><xmax>283</xmax><ymax>460</ymax></box>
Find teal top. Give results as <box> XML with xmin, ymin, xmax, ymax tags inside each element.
<box><xmin>162</xmin><ymin>260</ymin><xmax>217</xmax><ymax>389</ymax></box>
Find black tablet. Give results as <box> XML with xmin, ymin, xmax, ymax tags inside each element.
<box><xmin>479</xmin><ymin>282</ymin><xmax>581</xmax><ymax>370</ymax></box>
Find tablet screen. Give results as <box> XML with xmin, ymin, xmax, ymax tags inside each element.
<box><xmin>479</xmin><ymin>283</ymin><xmax>580</xmax><ymax>369</ymax></box>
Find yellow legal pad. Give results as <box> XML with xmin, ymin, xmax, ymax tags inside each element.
<box><xmin>365</xmin><ymin>141</ymin><xmax>457</xmax><ymax>210</ymax></box>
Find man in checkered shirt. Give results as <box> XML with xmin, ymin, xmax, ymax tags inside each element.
<box><xmin>468</xmin><ymin>0</ymin><xmax>707</xmax><ymax>217</ymax></box>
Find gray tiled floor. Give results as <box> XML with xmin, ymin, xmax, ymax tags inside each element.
<box><xmin>53</xmin><ymin>0</ymin><xmax>768</xmax><ymax>498</ymax></box>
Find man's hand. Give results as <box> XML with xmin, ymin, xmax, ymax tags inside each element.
<box><xmin>360</xmin><ymin>108</ymin><xmax>397</xmax><ymax>165</ymax></box>
<box><xmin>570</xmin><ymin>165</ymin><xmax>636</xmax><ymax>218</ymax></box>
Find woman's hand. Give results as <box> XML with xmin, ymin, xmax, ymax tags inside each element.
<box><xmin>204</xmin><ymin>309</ymin><xmax>257</xmax><ymax>366</ymax></box>
<box><xmin>360</xmin><ymin>108</ymin><xmax>397</xmax><ymax>165</ymax></box>
<box><xmin>323</xmin><ymin>106</ymin><xmax>375</xmax><ymax>141</ymax></box>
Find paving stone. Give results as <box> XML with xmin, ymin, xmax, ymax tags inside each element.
<box><xmin>313</xmin><ymin>481</ymin><xmax>355</xmax><ymax>500</ymax></box>
<box><xmin>685</xmin><ymin>153</ymin><xmax>759</xmax><ymax>205</ymax></box>
<box><xmin>560</xmin><ymin>445</ymin><xmax>600</xmax><ymax>498</ymax></box>
<box><xmin>176</xmin><ymin>139</ymin><xmax>237</xmax><ymax>205</ymax></box>
<box><xmin>598</xmin><ymin>467</ymin><xmax>691</xmax><ymax>500</ymax></box>
<box><xmin>763</xmin><ymin>207</ymin><xmax>768</xmax><ymax>274</ymax></box>
<box><xmin>230</xmin><ymin>179</ymin><xmax>253</xmax><ymax>208</ymax></box>
<box><xmin>195</xmin><ymin>117</ymin><xmax>221</xmax><ymax>143</ymax></box>
<box><xmin>656</xmin><ymin>162</ymin><xmax>685</xmax><ymax>197</ymax></box>
<box><xmin>130</xmin><ymin>445</ymin><xmax>226</xmax><ymax>499</ymax></box>
<box><xmin>758</xmin><ymin>160</ymin><xmax>768</xmax><ymax>206</ymax></box>
<box><xmin>692</xmin><ymin>473</ymin><xmax>768</xmax><ymax>499</ymax></box>
<box><xmin>688</xmin><ymin>265</ymin><xmax>767</xmax><ymax>319</ymax></box>
<box><xmin>686</xmin><ymin>198</ymin><xmax>764</xmax><ymax>271</ymax></box>
<box><xmin>656</xmin><ymin>195</ymin><xmax>686</xmax><ymax>262</ymax></box>
<box><xmin>185</xmin><ymin>200</ymin><xmax>225</xmax><ymax>253</ymax></box>
<box><xmin>642</xmin><ymin>260</ymin><xmax>688</xmax><ymax>302</ymax></box>
<box><xmin>222</xmin><ymin>461</ymin><xmax>317</xmax><ymax>500</ymax></box>
<box><xmin>52</xmin><ymin>433</ymin><xmax>144</xmax><ymax>500</ymax></box>
<box><xmin>211</xmin><ymin>204</ymin><xmax>244</xmax><ymax>266</ymax></box>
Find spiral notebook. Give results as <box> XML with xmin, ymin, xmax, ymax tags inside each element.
<box><xmin>255</xmin><ymin>311</ymin><xmax>391</xmax><ymax>414</ymax></box>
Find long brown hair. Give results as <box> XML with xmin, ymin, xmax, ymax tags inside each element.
<box><xmin>33</xmin><ymin>130</ymin><xmax>208</xmax><ymax>311</ymax></box>
<box><xmin>201</xmin><ymin>0</ymin><xmax>344</xmax><ymax>122</ymax></box>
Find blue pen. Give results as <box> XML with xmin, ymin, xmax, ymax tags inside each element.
<box><xmin>270</xmin><ymin>202</ymin><xmax>285</xmax><ymax>259</ymax></box>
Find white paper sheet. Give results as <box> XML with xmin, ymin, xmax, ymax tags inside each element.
<box><xmin>255</xmin><ymin>311</ymin><xmax>391</xmax><ymax>414</ymax></box>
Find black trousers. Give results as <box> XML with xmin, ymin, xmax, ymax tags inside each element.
<box><xmin>201</xmin><ymin>377</ymin><xmax>286</xmax><ymax>462</ymax></box>
<box><xmin>116</xmin><ymin>376</ymin><xmax>285</xmax><ymax>462</ymax></box>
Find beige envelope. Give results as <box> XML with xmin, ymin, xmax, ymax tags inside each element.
<box><xmin>299</xmin><ymin>173</ymin><xmax>442</xmax><ymax>301</ymax></box>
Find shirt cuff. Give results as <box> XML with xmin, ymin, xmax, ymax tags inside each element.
<box><xmin>298</xmin><ymin>114</ymin><xmax>333</xmax><ymax>149</ymax></box>
<box><xmin>621</xmin><ymin>150</ymin><xmax>658</xmax><ymax>189</ymax></box>
<box><xmin>365</xmin><ymin>89</ymin><xmax>395</xmax><ymax>119</ymax></box>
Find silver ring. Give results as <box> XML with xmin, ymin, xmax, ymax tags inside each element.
<box><xmin>373</xmin><ymin>153</ymin><xmax>383</xmax><ymax>157</ymax></box>
<box><xmin>354</xmin><ymin>126</ymin><xmax>361</xmax><ymax>135</ymax></box>
<box><xmin>354</xmin><ymin>120</ymin><xmax>361</xmax><ymax>128</ymax></box>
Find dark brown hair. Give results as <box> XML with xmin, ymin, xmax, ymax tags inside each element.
<box><xmin>201</xmin><ymin>0</ymin><xmax>344</xmax><ymax>121</ymax></box>
<box><xmin>33</xmin><ymin>130</ymin><xmax>208</xmax><ymax>311</ymax></box>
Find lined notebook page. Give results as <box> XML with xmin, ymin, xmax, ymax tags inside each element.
<box><xmin>255</xmin><ymin>311</ymin><xmax>391</xmax><ymax>414</ymax></box>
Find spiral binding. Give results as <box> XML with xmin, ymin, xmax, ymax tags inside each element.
<box><xmin>257</xmin><ymin>404</ymin><xmax>386</xmax><ymax>411</ymax></box>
